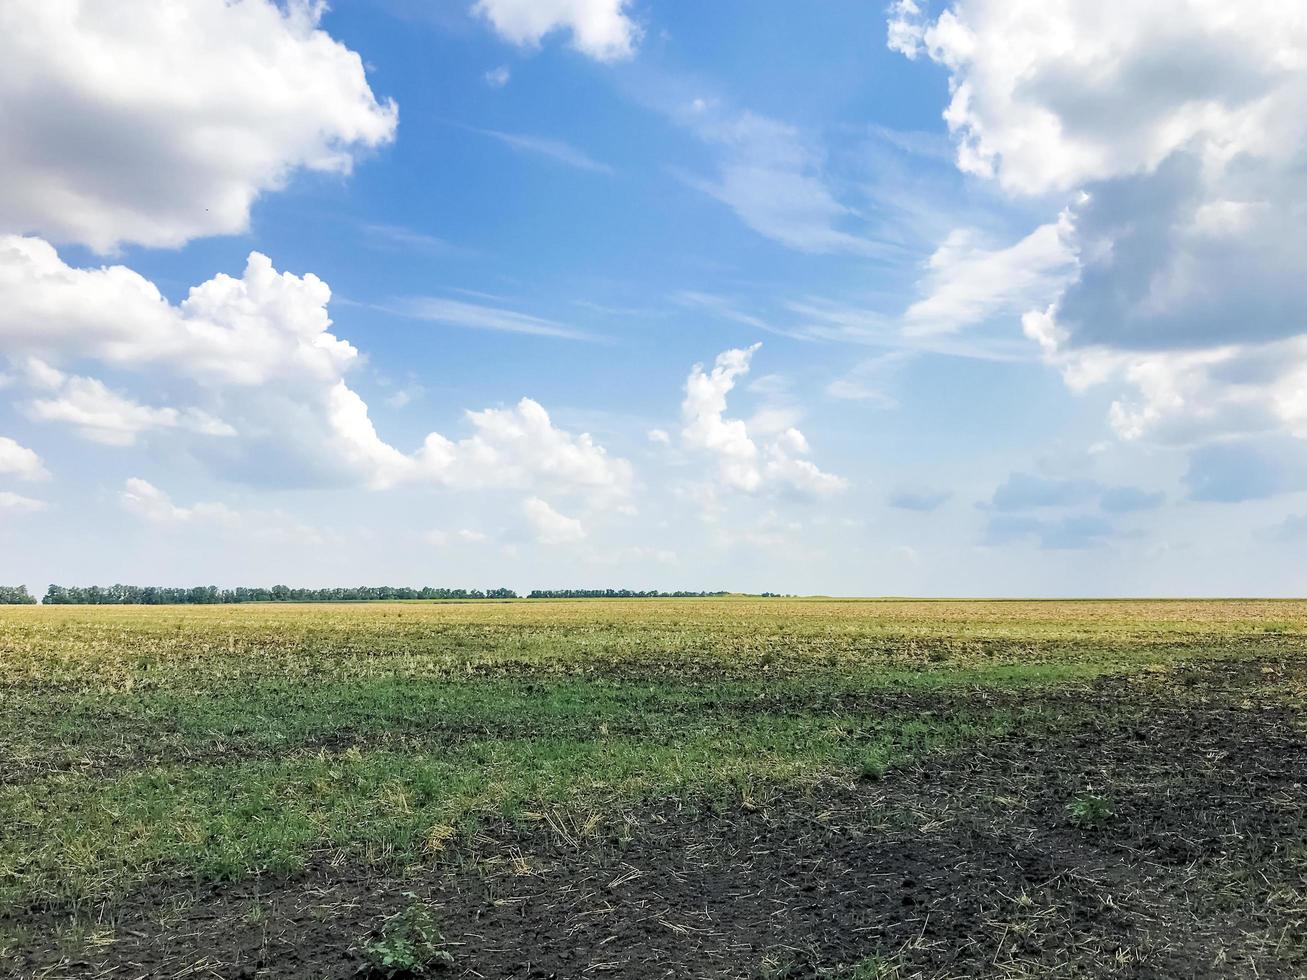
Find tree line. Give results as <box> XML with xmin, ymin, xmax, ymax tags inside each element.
<box><xmin>39</xmin><ymin>585</ymin><xmax>519</xmax><ymax>605</ymax></box>
<box><xmin>526</xmin><ymin>589</ymin><xmax>729</xmax><ymax>599</ymax></box>
<box><xmin>0</xmin><ymin>585</ymin><xmax>758</xmax><ymax>605</ymax></box>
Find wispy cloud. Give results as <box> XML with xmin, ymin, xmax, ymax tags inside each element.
<box><xmin>672</xmin><ymin>290</ymin><xmax>808</xmax><ymax>340</ymax></box>
<box><xmin>361</xmin><ymin>223</ymin><xmax>459</xmax><ymax>255</ymax></box>
<box><xmin>466</xmin><ymin>125</ymin><xmax>614</xmax><ymax>174</ymax></box>
<box><xmin>825</xmin><ymin>350</ymin><xmax>912</xmax><ymax>405</ymax></box>
<box><xmin>786</xmin><ymin>297</ymin><xmax>1039</xmax><ymax>363</ymax></box>
<box><xmin>673</xmin><ymin>107</ymin><xmax>889</xmax><ymax>257</ymax></box>
<box><xmin>385</xmin><ymin>296</ymin><xmax>602</xmax><ymax>341</ymax></box>
<box><xmin>902</xmin><ymin>214</ymin><xmax>1077</xmax><ymax>337</ymax></box>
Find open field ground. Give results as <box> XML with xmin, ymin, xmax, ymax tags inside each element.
<box><xmin>1</xmin><ymin>598</ymin><xmax>1305</xmax><ymax>978</ymax></box>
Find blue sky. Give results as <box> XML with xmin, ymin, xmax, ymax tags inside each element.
<box><xmin>2</xmin><ymin>0</ymin><xmax>1306</xmax><ymax>596</ymax></box>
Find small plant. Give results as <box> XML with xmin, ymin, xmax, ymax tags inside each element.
<box><xmin>359</xmin><ymin>894</ymin><xmax>453</xmax><ymax>977</ymax></box>
<box><xmin>243</xmin><ymin>898</ymin><xmax>266</xmax><ymax>926</ymax></box>
<box><xmin>1066</xmin><ymin>791</ymin><xmax>1115</xmax><ymax>830</ymax></box>
<box><xmin>858</xmin><ymin>749</ymin><xmax>891</xmax><ymax>782</ymax></box>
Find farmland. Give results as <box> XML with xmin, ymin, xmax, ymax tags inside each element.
<box><xmin>1</xmin><ymin>598</ymin><xmax>1304</xmax><ymax>978</ymax></box>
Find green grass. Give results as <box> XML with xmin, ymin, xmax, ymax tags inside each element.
<box><xmin>2</xmin><ymin>597</ymin><xmax>1303</xmax><ymax>913</ymax></box>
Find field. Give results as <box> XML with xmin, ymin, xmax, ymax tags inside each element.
<box><xmin>1</xmin><ymin>598</ymin><xmax>1304</xmax><ymax>979</ymax></box>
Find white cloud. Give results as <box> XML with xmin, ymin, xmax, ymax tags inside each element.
<box><xmin>522</xmin><ymin>496</ymin><xmax>586</xmax><ymax>544</ymax></box>
<box><xmin>647</xmin><ymin>428</ymin><xmax>671</xmax><ymax>445</ymax></box>
<box><xmin>469</xmin><ymin>127</ymin><xmax>613</xmax><ymax>174</ymax></box>
<box><xmin>886</xmin><ymin>1</ymin><xmax>927</xmax><ymax>59</ymax></box>
<box><xmin>415</xmin><ymin>398</ymin><xmax>634</xmax><ymax>503</ymax></box>
<box><xmin>362</xmin><ymin>224</ymin><xmax>456</xmax><ymax>256</ymax></box>
<box><xmin>484</xmin><ymin>65</ymin><xmax>512</xmax><ymax>88</ymax></box>
<box><xmin>762</xmin><ymin>428</ymin><xmax>848</xmax><ymax>496</ymax></box>
<box><xmin>391</xmin><ymin>295</ymin><xmax>598</xmax><ymax>341</ymax></box>
<box><xmin>903</xmin><ymin>213</ymin><xmax>1076</xmax><ymax>335</ymax></box>
<box><xmin>0</xmin><ymin>238</ymin><xmax>356</xmax><ymax>386</ymax></box>
<box><xmin>119</xmin><ymin>477</ymin><xmax>238</xmax><ymax>525</ymax></box>
<box><xmin>473</xmin><ymin>0</ymin><xmax>640</xmax><ymax>62</ymax></box>
<box><xmin>671</xmin><ymin>290</ymin><xmax>789</xmax><ymax>336</ymax></box>
<box><xmin>683</xmin><ymin>345</ymin><xmax>763</xmax><ymax>492</ymax></box>
<box><xmin>0</xmin><ymin>436</ymin><xmax>47</xmax><ymax>481</ymax></box>
<box><xmin>681</xmin><ymin>111</ymin><xmax>879</xmax><ymax>256</ymax></box>
<box><xmin>825</xmin><ymin>351</ymin><xmax>911</xmax><ymax>406</ymax></box>
<box><xmin>887</xmin><ymin>0</ymin><xmax>1304</xmax><ymax>195</ymax></box>
<box><xmin>27</xmin><ymin>372</ymin><xmax>234</xmax><ymax>446</ymax></box>
<box><xmin>0</xmin><ymin>490</ymin><xmax>45</xmax><ymax>513</ymax></box>
<box><xmin>1025</xmin><ymin>317</ymin><xmax>1307</xmax><ymax>446</ymax></box>
<box><xmin>892</xmin><ymin>0</ymin><xmax>1307</xmax><ymax>449</ymax></box>
<box><xmin>0</xmin><ymin>238</ymin><xmax>398</xmax><ymax>484</ymax></box>
<box><xmin>0</xmin><ymin>0</ymin><xmax>396</xmax><ymax>252</ymax></box>
<box><xmin>1</xmin><ymin>240</ymin><xmax>633</xmax><ymax>501</ymax></box>
<box><xmin>681</xmin><ymin>344</ymin><xmax>846</xmax><ymax>497</ymax></box>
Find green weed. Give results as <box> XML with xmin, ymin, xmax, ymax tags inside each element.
<box><xmin>358</xmin><ymin>894</ymin><xmax>453</xmax><ymax>977</ymax></box>
<box><xmin>1066</xmin><ymin>791</ymin><xmax>1115</xmax><ymax>830</ymax></box>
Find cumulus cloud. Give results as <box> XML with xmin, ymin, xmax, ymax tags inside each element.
<box><xmin>887</xmin><ymin>0</ymin><xmax>1303</xmax><ymax>195</ymax></box>
<box><xmin>1025</xmin><ymin>315</ymin><xmax>1307</xmax><ymax>448</ymax></box>
<box><xmin>0</xmin><ymin>238</ymin><xmax>399</xmax><ymax>485</ymax></box>
<box><xmin>473</xmin><ymin>0</ymin><xmax>640</xmax><ymax>62</ymax></box>
<box><xmin>0</xmin><ymin>238</ymin><xmax>356</xmax><ymax>386</ymax></box>
<box><xmin>415</xmin><ymin>398</ymin><xmax>633</xmax><ymax>502</ymax></box>
<box><xmin>522</xmin><ymin>496</ymin><xmax>586</xmax><ymax>544</ymax></box>
<box><xmin>0</xmin><ymin>436</ymin><xmax>47</xmax><ymax>481</ymax></box>
<box><xmin>891</xmin><ymin>0</ymin><xmax>1307</xmax><ymax>457</ymax></box>
<box><xmin>120</xmin><ymin>477</ymin><xmax>238</xmax><ymax>525</ymax></box>
<box><xmin>0</xmin><ymin>0</ymin><xmax>397</xmax><ymax>252</ymax></box>
<box><xmin>26</xmin><ymin>371</ymin><xmax>234</xmax><ymax>446</ymax></box>
<box><xmin>683</xmin><ymin>345</ymin><xmax>763</xmax><ymax>492</ymax></box>
<box><xmin>681</xmin><ymin>344</ymin><xmax>846</xmax><ymax>497</ymax></box>
<box><xmin>0</xmin><ymin>240</ymin><xmax>632</xmax><ymax>501</ymax></box>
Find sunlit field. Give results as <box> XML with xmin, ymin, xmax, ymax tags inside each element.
<box><xmin>2</xmin><ymin>598</ymin><xmax>1305</xmax><ymax>978</ymax></box>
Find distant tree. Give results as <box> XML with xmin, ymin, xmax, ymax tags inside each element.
<box><xmin>526</xmin><ymin>589</ymin><xmax>730</xmax><ymax>599</ymax></box>
<box><xmin>32</xmin><ymin>584</ymin><xmax>521</xmax><ymax>604</ymax></box>
<box><xmin>0</xmin><ymin>585</ymin><xmax>36</xmax><ymax>604</ymax></box>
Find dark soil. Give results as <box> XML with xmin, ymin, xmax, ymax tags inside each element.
<box><xmin>7</xmin><ymin>661</ymin><xmax>1305</xmax><ymax>980</ymax></box>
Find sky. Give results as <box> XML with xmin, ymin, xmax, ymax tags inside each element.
<box><xmin>2</xmin><ymin>0</ymin><xmax>1306</xmax><ymax>597</ymax></box>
